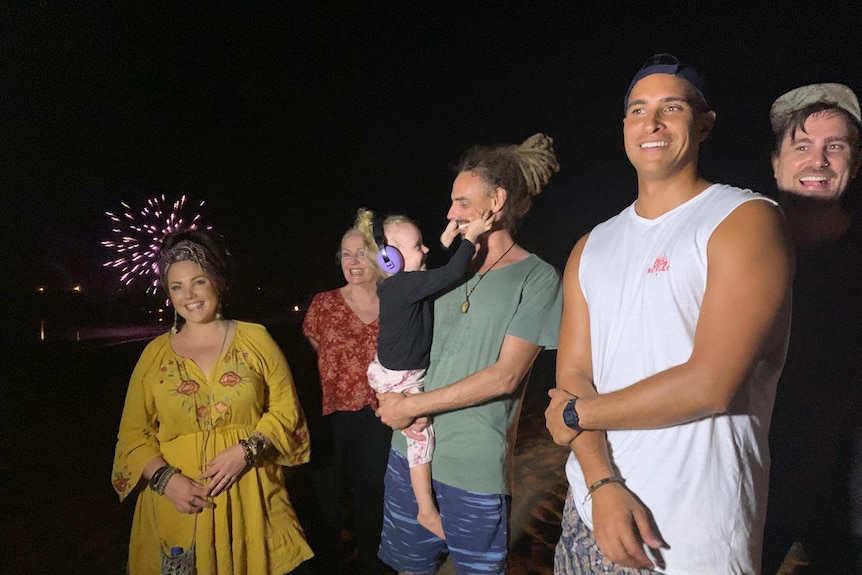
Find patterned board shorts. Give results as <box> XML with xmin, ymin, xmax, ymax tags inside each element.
<box><xmin>378</xmin><ymin>449</ymin><xmax>509</xmax><ymax>575</ymax></box>
<box><xmin>554</xmin><ymin>488</ymin><xmax>661</xmax><ymax>575</ymax></box>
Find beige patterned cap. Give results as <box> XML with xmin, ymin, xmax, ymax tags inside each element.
<box><xmin>770</xmin><ymin>83</ymin><xmax>861</xmax><ymax>133</ymax></box>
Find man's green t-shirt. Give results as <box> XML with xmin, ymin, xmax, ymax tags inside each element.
<box><xmin>391</xmin><ymin>253</ymin><xmax>562</xmax><ymax>494</ymax></box>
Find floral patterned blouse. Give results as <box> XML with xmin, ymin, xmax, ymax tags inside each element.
<box><xmin>111</xmin><ymin>321</ymin><xmax>312</xmax><ymax>575</ymax></box>
<box><xmin>302</xmin><ymin>288</ymin><xmax>380</xmax><ymax>415</ymax></box>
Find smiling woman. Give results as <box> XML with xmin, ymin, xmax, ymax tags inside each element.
<box><xmin>158</xmin><ymin>231</ymin><xmax>231</xmax><ymax>335</ymax></box>
<box><xmin>111</xmin><ymin>227</ymin><xmax>315</xmax><ymax>575</ymax></box>
<box><xmin>299</xmin><ymin>216</ymin><xmax>393</xmax><ymax>574</ymax></box>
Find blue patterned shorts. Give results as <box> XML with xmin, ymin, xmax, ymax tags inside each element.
<box><xmin>378</xmin><ymin>449</ymin><xmax>509</xmax><ymax>575</ymax></box>
<box><xmin>554</xmin><ymin>488</ymin><xmax>660</xmax><ymax>574</ymax></box>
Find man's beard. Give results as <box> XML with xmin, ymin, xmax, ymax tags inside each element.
<box><xmin>777</xmin><ymin>188</ymin><xmax>842</xmax><ymax>209</ymax></box>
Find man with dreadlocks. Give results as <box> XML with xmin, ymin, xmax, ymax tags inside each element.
<box><xmin>545</xmin><ymin>54</ymin><xmax>794</xmax><ymax>573</ymax></box>
<box><xmin>375</xmin><ymin>133</ymin><xmax>563</xmax><ymax>574</ymax></box>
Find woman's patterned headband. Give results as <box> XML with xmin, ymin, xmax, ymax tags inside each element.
<box><xmin>158</xmin><ymin>239</ymin><xmax>226</xmax><ymax>295</ymax></box>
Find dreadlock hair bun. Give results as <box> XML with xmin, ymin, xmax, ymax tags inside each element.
<box><xmin>455</xmin><ymin>132</ymin><xmax>559</xmax><ymax>231</ymax></box>
<box><xmin>514</xmin><ymin>133</ymin><xmax>560</xmax><ymax>197</ymax></box>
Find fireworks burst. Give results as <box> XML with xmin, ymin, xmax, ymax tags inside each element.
<box><xmin>101</xmin><ymin>194</ymin><xmax>210</xmax><ymax>293</ymax></box>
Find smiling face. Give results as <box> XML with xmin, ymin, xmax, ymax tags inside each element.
<box><xmin>447</xmin><ymin>171</ymin><xmax>498</xmax><ymax>235</ymax></box>
<box><xmin>166</xmin><ymin>259</ymin><xmax>220</xmax><ymax>326</ymax></box>
<box><xmin>339</xmin><ymin>231</ymin><xmax>379</xmax><ymax>286</ymax></box>
<box><xmin>772</xmin><ymin>111</ymin><xmax>860</xmax><ymax>201</ymax></box>
<box><xmin>386</xmin><ymin>221</ymin><xmax>428</xmax><ymax>272</ymax></box>
<box><xmin>623</xmin><ymin>73</ymin><xmax>715</xmax><ymax>182</ymax></box>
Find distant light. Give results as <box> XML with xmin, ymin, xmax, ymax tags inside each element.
<box><xmin>72</xmin><ymin>285</ymin><xmax>82</xmax><ymax>293</ymax></box>
<box><xmin>36</xmin><ymin>286</ymin><xmax>46</xmax><ymax>293</ymax></box>
<box><xmin>292</xmin><ymin>305</ymin><xmax>300</xmax><ymax>312</ymax></box>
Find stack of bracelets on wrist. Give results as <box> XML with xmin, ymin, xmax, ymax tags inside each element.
<box><xmin>149</xmin><ymin>465</ymin><xmax>181</xmax><ymax>495</ymax></box>
<box><xmin>238</xmin><ymin>432</ymin><xmax>267</xmax><ymax>467</ymax></box>
<box><xmin>583</xmin><ymin>475</ymin><xmax>625</xmax><ymax>504</ymax></box>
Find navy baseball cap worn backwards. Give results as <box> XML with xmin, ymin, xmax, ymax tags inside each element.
<box><xmin>624</xmin><ymin>53</ymin><xmax>708</xmax><ymax>112</ymax></box>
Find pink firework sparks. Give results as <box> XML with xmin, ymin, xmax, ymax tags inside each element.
<box><xmin>101</xmin><ymin>194</ymin><xmax>210</xmax><ymax>293</ymax></box>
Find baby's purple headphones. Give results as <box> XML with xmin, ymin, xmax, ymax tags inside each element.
<box><xmin>373</xmin><ymin>218</ymin><xmax>404</xmax><ymax>274</ymax></box>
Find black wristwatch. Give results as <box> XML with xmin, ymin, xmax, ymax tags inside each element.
<box><xmin>562</xmin><ymin>397</ymin><xmax>582</xmax><ymax>431</ymax></box>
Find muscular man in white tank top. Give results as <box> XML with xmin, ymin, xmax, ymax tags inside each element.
<box><xmin>545</xmin><ymin>54</ymin><xmax>794</xmax><ymax>574</ymax></box>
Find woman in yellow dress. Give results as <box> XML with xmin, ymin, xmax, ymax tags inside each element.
<box><xmin>112</xmin><ymin>228</ymin><xmax>313</xmax><ymax>574</ymax></box>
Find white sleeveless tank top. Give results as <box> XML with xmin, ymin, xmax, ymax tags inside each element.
<box><xmin>566</xmin><ymin>184</ymin><xmax>788</xmax><ymax>574</ymax></box>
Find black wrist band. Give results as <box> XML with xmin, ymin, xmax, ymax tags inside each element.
<box><xmin>148</xmin><ymin>465</ymin><xmax>171</xmax><ymax>491</ymax></box>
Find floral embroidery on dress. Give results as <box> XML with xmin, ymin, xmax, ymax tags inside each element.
<box><xmin>194</xmin><ymin>392</ymin><xmax>233</xmax><ymax>431</ymax></box>
<box><xmin>281</xmin><ymin>428</ymin><xmax>312</xmax><ymax>466</ymax></box>
<box><xmin>177</xmin><ymin>380</ymin><xmax>200</xmax><ymax>396</ymax></box>
<box><xmin>112</xmin><ymin>466</ymin><xmax>131</xmax><ymax>495</ymax></box>
<box><xmin>219</xmin><ymin>371</ymin><xmax>242</xmax><ymax>387</ymax></box>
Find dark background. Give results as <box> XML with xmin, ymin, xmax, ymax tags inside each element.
<box><xmin>4</xmin><ymin>3</ymin><xmax>861</xmax><ymax>317</ymax></box>
<box><xmin>2</xmin><ymin>5</ymin><xmax>861</xmax><ymax>572</ymax></box>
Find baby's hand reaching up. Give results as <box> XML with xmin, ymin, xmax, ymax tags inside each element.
<box><xmin>464</xmin><ymin>211</ymin><xmax>494</xmax><ymax>244</ymax></box>
<box><xmin>440</xmin><ymin>219</ymin><xmax>459</xmax><ymax>248</ymax></box>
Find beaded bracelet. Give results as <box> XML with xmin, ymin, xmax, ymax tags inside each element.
<box><xmin>148</xmin><ymin>465</ymin><xmax>171</xmax><ymax>491</ymax></box>
<box><xmin>238</xmin><ymin>439</ymin><xmax>255</xmax><ymax>467</ymax></box>
<box><xmin>152</xmin><ymin>466</ymin><xmax>181</xmax><ymax>495</ymax></box>
<box><xmin>583</xmin><ymin>475</ymin><xmax>625</xmax><ymax>504</ymax></box>
<box><xmin>238</xmin><ymin>432</ymin><xmax>269</xmax><ymax>468</ymax></box>
<box><xmin>247</xmin><ymin>432</ymin><xmax>267</xmax><ymax>458</ymax></box>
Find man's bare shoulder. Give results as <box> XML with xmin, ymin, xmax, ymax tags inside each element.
<box><xmin>710</xmin><ymin>198</ymin><xmax>793</xmax><ymax>269</ymax></box>
<box><xmin>717</xmin><ymin>197</ymin><xmax>786</xmax><ymax>238</ymax></box>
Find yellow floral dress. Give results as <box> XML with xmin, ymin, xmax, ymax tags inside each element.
<box><xmin>112</xmin><ymin>321</ymin><xmax>313</xmax><ymax>575</ymax></box>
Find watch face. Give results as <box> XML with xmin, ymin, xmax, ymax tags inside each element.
<box><xmin>563</xmin><ymin>398</ymin><xmax>580</xmax><ymax>430</ymax></box>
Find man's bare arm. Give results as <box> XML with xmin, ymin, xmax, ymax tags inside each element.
<box><xmin>546</xmin><ymin>233</ymin><xmax>665</xmax><ymax>569</ymax></box>
<box><xmin>545</xmin><ymin>234</ymin><xmax>607</xmax><ymax>474</ymax></box>
<box><xmin>570</xmin><ymin>200</ymin><xmax>793</xmax><ymax>432</ymax></box>
<box><xmin>376</xmin><ymin>334</ymin><xmax>541</xmax><ymax>429</ymax></box>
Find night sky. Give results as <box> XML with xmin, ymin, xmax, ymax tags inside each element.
<box><xmin>5</xmin><ymin>4</ymin><xmax>861</xmax><ymax>310</ymax></box>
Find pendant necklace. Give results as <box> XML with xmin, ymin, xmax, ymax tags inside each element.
<box><xmin>461</xmin><ymin>243</ymin><xmax>515</xmax><ymax>313</ymax></box>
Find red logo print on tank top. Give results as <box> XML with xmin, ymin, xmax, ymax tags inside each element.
<box><xmin>647</xmin><ymin>252</ymin><xmax>670</xmax><ymax>275</ymax></box>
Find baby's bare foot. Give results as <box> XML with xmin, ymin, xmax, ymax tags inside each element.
<box><xmin>417</xmin><ymin>509</ymin><xmax>445</xmax><ymax>540</ymax></box>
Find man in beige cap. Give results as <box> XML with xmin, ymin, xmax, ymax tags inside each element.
<box><xmin>762</xmin><ymin>83</ymin><xmax>862</xmax><ymax>575</ymax></box>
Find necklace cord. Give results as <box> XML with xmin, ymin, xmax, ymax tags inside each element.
<box><xmin>462</xmin><ymin>243</ymin><xmax>515</xmax><ymax>313</ymax></box>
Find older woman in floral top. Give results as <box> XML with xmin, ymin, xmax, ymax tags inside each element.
<box><xmin>301</xmin><ymin>217</ymin><xmax>391</xmax><ymax>575</ymax></box>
